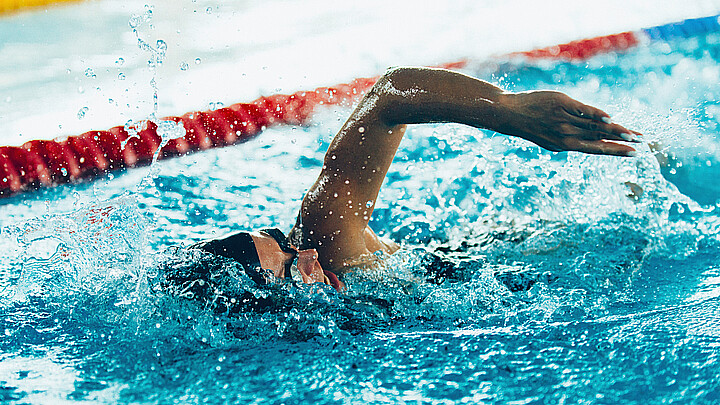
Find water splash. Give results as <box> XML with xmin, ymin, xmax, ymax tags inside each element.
<box><xmin>128</xmin><ymin>5</ymin><xmax>168</xmax><ymax>127</ymax></box>
<box><xmin>3</xmin><ymin>29</ymin><xmax>720</xmax><ymax>405</ymax></box>
<box><xmin>2</xmin><ymin>196</ymin><xmax>149</xmax><ymax>303</ymax></box>
<box><xmin>153</xmin><ymin>119</ymin><xmax>186</xmax><ymax>163</ymax></box>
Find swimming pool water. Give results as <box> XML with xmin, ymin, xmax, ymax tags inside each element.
<box><xmin>3</xmin><ymin>23</ymin><xmax>720</xmax><ymax>405</ymax></box>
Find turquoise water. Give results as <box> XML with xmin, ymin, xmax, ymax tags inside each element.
<box><xmin>2</xmin><ymin>32</ymin><xmax>720</xmax><ymax>403</ymax></box>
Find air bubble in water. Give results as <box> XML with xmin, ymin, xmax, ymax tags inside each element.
<box><xmin>118</xmin><ymin>73</ymin><xmax>126</xmax><ymax>80</ymax></box>
<box><xmin>116</xmin><ymin>58</ymin><xmax>125</xmax><ymax>66</ymax></box>
<box><xmin>206</xmin><ymin>7</ymin><xmax>212</xmax><ymax>14</ymax></box>
<box><xmin>366</xmin><ymin>200</ymin><xmax>373</xmax><ymax>208</ymax></box>
<box><xmin>84</xmin><ymin>68</ymin><xmax>96</xmax><ymax>78</ymax></box>
<box><xmin>195</xmin><ymin>58</ymin><xmax>201</xmax><ymax>65</ymax></box>
<box><xmin>180</xmin><ymin>62</ymin><xmax>189</xmax><ymax>71</ymax></box>
<box><xmin>77</xmin><ymin>107</ymin><xmax>89</xmax><ymax>120</ymax></box>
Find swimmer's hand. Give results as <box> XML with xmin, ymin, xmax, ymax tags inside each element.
<box><xmin>496</xmin><ymin>91</ymin><xmax>640</xmax><ymax>157</ymax></box>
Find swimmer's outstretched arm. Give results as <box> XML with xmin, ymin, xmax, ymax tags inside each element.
<box><xmin>290</xmin><ymin>67</ymin><xmax>640</xmax><ymax>271</ymax></box>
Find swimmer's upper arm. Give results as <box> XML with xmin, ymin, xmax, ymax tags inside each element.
<box><xmin>291</xmin><ymin>73</ymin><xmax>409</xmax><ymax>268</ymax></box>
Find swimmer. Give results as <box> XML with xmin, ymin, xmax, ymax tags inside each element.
<box><xmin>179</xmin><ymin>67</ymin><xmax>640</xmax><ymax>293</ymax></box>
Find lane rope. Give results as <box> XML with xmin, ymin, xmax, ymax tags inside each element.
<box><xmin>2</xmin><ymin>14</ymin><xmax>719</xmax><ymax>197</ymax></box>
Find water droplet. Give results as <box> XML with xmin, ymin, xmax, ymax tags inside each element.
<box><xmin>206</xmin><ymin>6</ymin><xmax>212</xmax><ymax>14</ymax></box>
<box><xmin>358</xmin><ymin>126</ymin><xmax>365</xmax><ymax>133</ymax></box>
<box><xmin>116</xmin><ymin>58</ymin><xmax>125</xmax><ymax>66</ymax></box>
<box><xmin>77</xmin><ymin>107</ymin><xmax>89</xmax><ymax>120</ymax></box>
<box><xmin>129</xmin><ymin>14</ymin><xmax>141</xmax><ymax>28</ymax></box>
<box><xmin>157</xmin><ymin>120</ymin><xmax>187</xmax><ymax>142</ymax></box>
<box><xmin>208</xmin><ymin>101</ymin><xmax>224</xmax><ymax>111</ymax></box>
<box><xmin>84</xmin><ymin>68</ymin><xmax>96</xmax><ymax>78</ymax></box>
<box><xmin>118</xmin><ymin>73</ymin><xmax>126</xmax><ymax>80</ymax></box>
<box><xmin>366</xmin><ymin>200</ymin><xmax>373</xmax><ymax>208</ymax></box>
<box><xmin>194</xmin><ymin>58</ymin><xmax>202</xmax><ymax>65</ymax></box>
<box><xmin>180</xmin><ymin>62</ymin><xmax>189</xmax><ymax>71</ymax></box>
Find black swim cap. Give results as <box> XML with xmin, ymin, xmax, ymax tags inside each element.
<box><xmin>190</xmin><ymin>232</ymin><xmax>264</xmax><ymax>284</ymax></box>
<box><xmin>190</xmin><ymin>228</ymin><xmax>297</xmax><ymax>283</ymax></box>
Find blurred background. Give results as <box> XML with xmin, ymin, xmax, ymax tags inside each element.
<box><xmin>1</xmin><ymin>0</ymin><xmax>720</xmax><ymax>147</ymax></box>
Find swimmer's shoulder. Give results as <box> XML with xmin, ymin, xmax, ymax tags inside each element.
<box><xmin>331</xmin><ymin>226</ymin><xmax>400</xmax><ymax>273</ymax></box>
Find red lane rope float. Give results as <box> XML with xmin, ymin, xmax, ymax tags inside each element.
<box><xmin>0</xmin><ymin>76</ymin><xmax>381</xmax><ymax>197</ymax></box>
<box><xmin>0</xmin><ymin>28</ymin><xmax>648</xmax><ymax>198</ymax></box>
<box><xmin>6</xmin><ymin>14</ymin><xmax>720</xmax><ymax>198</ymax></box>
<box><xmin>512</xmin><ymin>32</ymin><xmax>639</xmax><ymax>61</ymax></box>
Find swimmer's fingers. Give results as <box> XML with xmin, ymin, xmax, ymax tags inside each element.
<box><xmin>562</xmin><ymin>99</ymin><xmax>643</xmax><ymax>142</ymax></box>
<box><xmin>563</xmin><ymin>109</ymin><xmax>641</xmax><ymax>143</ymax></box>
<box><xmin>562</xmin><ymin>100</ymin><xmax>610</xmax><ymax>122</ymax></box>
<box><xmin>502</xmin><ymin>91</ymin><xmax>641</xmax><ymax>156</ymax></box>
<box><xmin>563</xmin><ymin>138</ymin><xmax>637</xmax><ymax>157</ymax></box>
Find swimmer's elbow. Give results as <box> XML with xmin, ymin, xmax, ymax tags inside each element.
<box><xmin>374</xmin><ymin>67</ymin><xmax>425</xmax><ymax>98</ymax></box>
<box><xmin>372</xmin><ymin>67</ymin><xmax>429</xmax><ymax>125</ymax></box>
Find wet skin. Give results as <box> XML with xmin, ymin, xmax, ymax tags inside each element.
<box><xmin>245</xmin><ymin>67</ymin><xmax>640</xmax><ymax>289</ymax></box>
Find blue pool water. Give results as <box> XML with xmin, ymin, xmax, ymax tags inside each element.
<box><xmin>3</xmin><ymin>28</ymin><xmax>720</xmax><ymax>405</ymax></box>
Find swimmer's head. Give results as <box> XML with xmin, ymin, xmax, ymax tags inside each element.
<box><xmin>191</xmin><ymin>228</ymin><xmax>343</xmax><ymax>291</ymax></box>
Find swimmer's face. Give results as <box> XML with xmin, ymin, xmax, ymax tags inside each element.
<box><xmin>253</xmin><ymin>233</ymin><xmax>343</xmax><ymax>290</ymax></box>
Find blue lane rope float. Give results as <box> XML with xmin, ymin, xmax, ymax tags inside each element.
<box><xmin>643</xmin><ymin>15</ymin><xmax>720</xmax><ymax>41</ymax></box>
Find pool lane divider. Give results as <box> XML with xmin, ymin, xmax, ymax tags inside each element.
<box><xmin>1</xmin><ymin>14</ymin><xmax>719</xmax><ymax>198</ymax></box>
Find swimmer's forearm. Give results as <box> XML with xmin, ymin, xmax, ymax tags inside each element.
<box><xmin>374</xmin><ymin>67</ymin><xmax>638</xmax><ymax>156</ymax></box>
<box><xmin>375</xmin><ymin>67</ymin><xmax>508</xmax><ymax>130</ymax></box>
